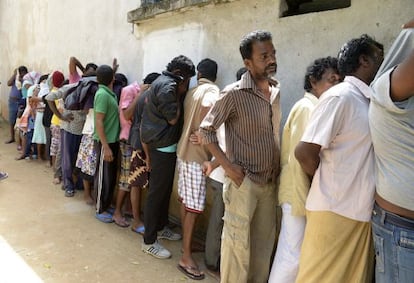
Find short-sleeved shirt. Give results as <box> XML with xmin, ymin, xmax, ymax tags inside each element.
<box><xmin>370</xmin><ymin>68</ymin><xmax>414</xmax><ymax>211</ymax></box>
<box><xmin>278</xmin><ymin>92</ymin><xmax>318</xmax><ymax>216</ymax></box>
<box><xmin>177</xmin><ymin>78</ymin><xmax>219</xmax><ymax>164</ymax></box>
<box><xmin>119</xmin><ymin>82</ymin><xmax>140</xmax><ymax>141</ymax></box>
<box><xmin>69</xmin><ymin>71</ymin><xmax>81</xmax><ymax>84</ymax></box>
<box><xmin>301</xmin><ymin>76</ymin><xmax>375</xmax><ymax>222</ymax></box>
<box><xmin>93</xmin><ymin>84</ymin><xmax>120</xmax><ymax>143</ymax></box>
<box><xmin>45</xmin><ymin>84</ymin><xmax>86</xmax><ymax>135</ymax></box>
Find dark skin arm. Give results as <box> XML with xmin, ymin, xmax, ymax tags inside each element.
<box><xmin>46</xmin><ymin>99</ymin><xmax>73</xmax><ymax>122</ymax></box>
<box><xmin>95</xmin><ymin>112</ymin><xmax>113</xmax><ymax>162</ymax></box>
<box><xmin>69</xmin><ymin>57</ymin><xmax>85</xmax><ymax>76</ymax></box>
<box><xmin>294</xmin><ymin>142</ymin><xmax>321</xmax><ymax>177</ymax></box>
<box><xmin>388</xmin><ymin>18</ymin><xmax>414</xmax><ymax>101</ymax></box>
<box><xmin>7</xmin><ymin>69</ymin><xmax>17</xmax><ymax>86</ymax></box>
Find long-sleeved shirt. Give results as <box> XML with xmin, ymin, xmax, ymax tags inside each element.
<box><xmin>200</xmin><ymin>71</ymin><xmax>281</xmax><ymax>185</ymax></box>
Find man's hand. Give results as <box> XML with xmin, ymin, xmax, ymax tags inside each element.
<box><xmin>225</xmin><ymin>163</ymin><xmax>245</xmax><ymax>187</ymax></box>
<box><xmin>112</xmin><ymin>58</ymin><xmax>119</xmax><ymax>73</ymax></box>
<box><xmin>103</xmin><ymin>145</ymin><xmax>114</xmax><ymax>162</ymax></box>
<box><xmin>403</xmin><ymin>18</ymin><xmax>414</xmax><ymax>29</ymax></box>
<box><xmin>145</xmin><ymin>156</ymin><xmax>151</xmax><ymax>172</ymax></box>
<box><xmin>189</xmin><ymin>131</ymin><xmax>202</xmax><ymax>145</ymax></box>
<box><xmin>202</xmin><ymin>161</ymin><xmax>213</xmax><ymax>176</ymax></box>
<box><xmin>61</xmin><ymin>112</ymin><xmax>74</xmax><ymax>122</ymax></box>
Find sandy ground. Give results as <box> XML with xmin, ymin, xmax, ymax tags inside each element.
<box><xmin>0</xmin><ymin>121</ymin><xmax>217</xmax><ymax>283</ymax></box>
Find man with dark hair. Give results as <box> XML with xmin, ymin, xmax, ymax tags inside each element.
<box><xmin>93</xmin><ymin>65</ymin><xmax>120</xmax><ymax>222</ymax></box>
<box><xmin>176</xmin><ymin>58</ymin><xmax>219</xmax><ymax>280</ymax></box>
<box><xmin>140</xmin><ymin>55</ymin><xmax>195</xmax><ymax>259</ymax></box>
<box><xmin>5</xmin><ymin>66</ymin><xmax>28</xmax><ymax>144</ymax></box>
<box><xmin>200</xmin><ymin>30</ymin><xmax>281</xmax><ymax>282</ymax></box>
<box><xmin>294</xmin><ymin>35</ymin><xmax>383</xmax><ymax>282</ymax></box>
<box><xmin>127</xmin><ymin>72</ymin><xmax>161</xmax><ymax>234</ymax></box>
<box><xmin>269</xmin><ymin>57</ymin><xmax>341</xmax><ymax>283</ymax></box>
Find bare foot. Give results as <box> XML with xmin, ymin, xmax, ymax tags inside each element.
<box><xmin>53</xmin><ymin>178</ymin><xmax>61</xmax><ymax>185</ymax></box>
<box><xmin>84</xmin><ymin>196</ymin><xmax>94</xmax><ymax>206</ymax></box>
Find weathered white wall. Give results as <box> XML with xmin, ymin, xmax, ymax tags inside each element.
<box><xmin>1</xmin><ymin>0</ymin><xmax>412</xmax><ymax>122</ymax></box>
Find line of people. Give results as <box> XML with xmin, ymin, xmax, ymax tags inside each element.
<box><xmin>3</xmin><ymin>19</ymin><xmax>414</xmax><ymax>283</ymax></box>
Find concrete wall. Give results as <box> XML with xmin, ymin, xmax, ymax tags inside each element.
<box><xmin>0</xmin><ymin>0</ymin><xmax>412</xmax><ymax>234</ymax></box>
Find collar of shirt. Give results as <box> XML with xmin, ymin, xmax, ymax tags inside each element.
<box><xmin>99</xmin><ymin>84</ymin><xmax>117</xmax><ymax>98</ymax></box>
<box><xmin>344</xmin><ymin>76</ymin><xmax>374</xmax><ymax>99</ymax></box>
<box><xmin>197</xmin><ymin>78</ymin><xmax>215</xmax><ymax>86</ymax></box>
<box><xmin>304</xmin><ymin>91</ymin><xmax>319</xmax><ymax>104</ymax></box>
<box><xmin>239</xmin><ymin>71</ymin><xmax>280</xmax><ymax>103</ymax></box>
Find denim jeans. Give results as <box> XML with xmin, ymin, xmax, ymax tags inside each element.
<box><xmin>372</xmin><ymin>202</ymin><xmax>414</xmax><ymax>283</ymax></box>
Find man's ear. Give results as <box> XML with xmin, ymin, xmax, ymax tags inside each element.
<box><xmin>243</xmin><ymin>59</ymin><xmax>251</xmax><ymax>70</ymax></box>
<box><xmin>359</xmin><ymin>54</ymin><xmax>371</xmax><ymax>67</ymax></box>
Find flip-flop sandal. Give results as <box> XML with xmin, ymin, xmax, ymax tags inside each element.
<box><xmin>131</xmin><ymin>225</ymin><xmax>145</xmax><ymax>235</ymax></box>
<box><xmin>177</xmin><ymin>264</ymin><xmax>205</xmax><ymax>280</ymax></box>
<box><xmin>113</xmin><ymin>217</ymin><xmax>130</xmax><ymax>228</ymax></box>
<box><xmin>95</xmin><ymin>212</ymin><xmax>114</xmax><ymax>223</ymax></box>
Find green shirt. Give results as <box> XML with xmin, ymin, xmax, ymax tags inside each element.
<box><xmin>93</xmin><ymin>85</ymin><xmax>120</xmax><ymax>143</ymax></box>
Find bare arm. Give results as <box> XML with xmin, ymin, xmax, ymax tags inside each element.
<box><xmin>69</xmin><ymin>57</ymin><xmax>84</xmax><ymax>75</ymax></box>
<box><xmin>294</xmin><ymin>142</ymin><xmax>321</xmax><ymax>177</ymax></box>
<box><xmin>95</xmin><ymin>112</ymin><xmax>113</xmax><ymax>162</ymax></box>
<box><xmin>112</xmin><ymin>58</ymin><xmax>119</xmax><ymax>74</ymax></box>
<box><xmin>141</xmin><ymin>142</ymin><xmax>151</xmax><ymax>171</ymax></box>
<box><xmin>390</xmin><ymin>49</ymin><xmax>414</xmax><ymax>102</ymax></box>
<box><xmin>7</xmin><ymin>70</ymin><xmax>17</xmax><ymax>86</ymax></box>
<box><xmin>123</xmin><ymin>94</ymin><xmax>140</xmax><ymax>121</ymax></box>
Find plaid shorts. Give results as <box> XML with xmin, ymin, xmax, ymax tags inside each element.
<box><xmin>177</xmin><ymin>158</ymin><xmax>207</xmax><ymax>213</ymax></box>
<box><xmin>128</xmin><ymin>149</ymin><xmax>148</xmax><ymax>189</ymax></box>
<box><xmin>50</xmin><ymin>125</ymin><xmax>61</xmax><ymax>156</ymax></box>
<box><xmin>119</xmin><ymin>141</ymin><xmax>132</xmax><ymax>192</ymax></box>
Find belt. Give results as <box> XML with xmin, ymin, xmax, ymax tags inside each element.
<box><xmin>373</xmin><ymin>202</ymin><xmax>414</xmax><ymax>230</ymax></box>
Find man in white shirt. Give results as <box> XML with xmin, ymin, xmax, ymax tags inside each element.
<box><xmin>294</xmin><ymin>35</ymin><xmax>383</xmax><ymax>283</ymax></box>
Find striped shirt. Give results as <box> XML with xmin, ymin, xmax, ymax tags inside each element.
<box><xmin>200</xmin><ymin>71</ymin><xmax>281</xmax><ymax>185</ymax></box>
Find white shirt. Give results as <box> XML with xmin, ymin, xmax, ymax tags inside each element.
<box><xmin>370</xmin><ymin>68</ymin><xmax>414</xmax><ymax>210</ymax></box>
<box><xmin>301</xmin><ymin>76</ymin><xmax>375</xmax><ymax>222</ymax></box>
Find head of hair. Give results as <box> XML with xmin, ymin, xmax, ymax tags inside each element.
<box><xmin>239</xmin><ymin>30</ymin><xmax>273</xmax><ymax>60</ymax></box>
<box><xmin>166</xmin><ymin>55</ymin><xmax>195</xmax><ymax>79</ymax></box>
<box><xmin>96</xmin><ymin>65</ymin><xmax>114</xmax><ymax>86</ymax></box>
<box><xmin>197</xmin><ymin>58</ymin><xmax>218</xmax><ymax>82</ymax></box>
<box><xmin>143</xmin><ymin>72</ymin><xmax>161</xmax><ymax>84</ymax></box>
<box><xmin>304</xmin><ymin>56</ymin><xmax>339</xmax><ymax>92</ymax></box>
<box><xmin>85</xmin><ymin>63</ymin><xmax>98</xmax><ymax>72</ymax></box>
<box><xmin>114</xmin><ymin>73</ymin><xmax>128</xmax><ymax>87</ymax></box>
<box><xmin>39</xmin><ymin>74</ymin><xmax>50</xmax><ymax>83</ymax></box>
<box><xmin>18</xmin><ymin>66</ymin><xmax>28</xmax><ymax>75</ymax></box>
<box><xmin>236</xmin><ymin>67</ymin><xmax>247</xmax><ymax>80</ymax></box>
<box><xmin>337</xmin><ymin>34</ymin><xmax>383</xmax><ymax>76</ymax></box>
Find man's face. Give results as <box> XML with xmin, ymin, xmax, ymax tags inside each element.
<box><xmin>244</xmin><ymin>40</ymin><xmax>277</xmax><ymax>80</ymax></box>
<box><xmin>177</xmin><ymin>76</ymin><xmax>191</xmax><ymax>97</ymax></box>
<box><xmin>311</xmin><ymin>68</ymin><xmax>342</xmax><ymax>97</ymax></box>
<box><xmin>367</xmin><ymin>45</ymin><xmax>384</xmax><ymax>83</ymax></box>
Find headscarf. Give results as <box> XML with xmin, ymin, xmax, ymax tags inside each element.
<box><xmin>22</xmin><ymin>71</ymin><xmax>41</xmax><ymax>89</ymax></box>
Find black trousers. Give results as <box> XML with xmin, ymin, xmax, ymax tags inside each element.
<box><xmin>143</xmin><ymin>149</ymin><xmax>177</xmax><ymax>244</ymax></box>
<box><xmin>94</xmin><ymin>141</ymin><xmax>119</xmax><ymax>214</ymax></box>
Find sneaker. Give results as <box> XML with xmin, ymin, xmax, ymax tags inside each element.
<box><xmin>158</xmin><ymin>226</ymin><xmax>182</xmax><ymax>241</ymax></box>
<box><xmin>142</xmin><ymin>240</ymin><xmax>171</xmax><ymax>259</ymax></box>
<box><xmin>65</xmin><ymin>190</ymin><xmax>75</xmax><ymax>197</ymax></box>
<box><xmin>0</xmin><ymin>172</ymin><xmax>8</xmax><ymax>181</ymax></box>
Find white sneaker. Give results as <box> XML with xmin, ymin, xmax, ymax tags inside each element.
<box><xmin>142</xmin><ymin>240</ymin><xmax>171</xmax><ymax>259</ymax></box>
<box><xmin>158</xmin><ymin>227</ymin><xmax>182</xmax><ymax>241</ymax></box>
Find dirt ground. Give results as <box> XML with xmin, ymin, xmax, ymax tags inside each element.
<box><xmin>0</xmin><ymin>120</ymin><xmax>217</xmax><ymax>283</ymax></box>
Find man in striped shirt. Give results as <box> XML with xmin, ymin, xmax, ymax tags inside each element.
<box><xmin>200</xmin><ymin>30</ymin><xmax>281</xmax><ymax>283</ymax></box>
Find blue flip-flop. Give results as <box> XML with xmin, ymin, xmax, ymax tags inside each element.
<box><xmin>131</xmin><ymin>225</ymin><xmax>145</xmax><ymax>235</ymax></box>
<box><xmin>95</xmin><ymin>212</ymin><xmax>114</xmax><ymax>223</ymax></box>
